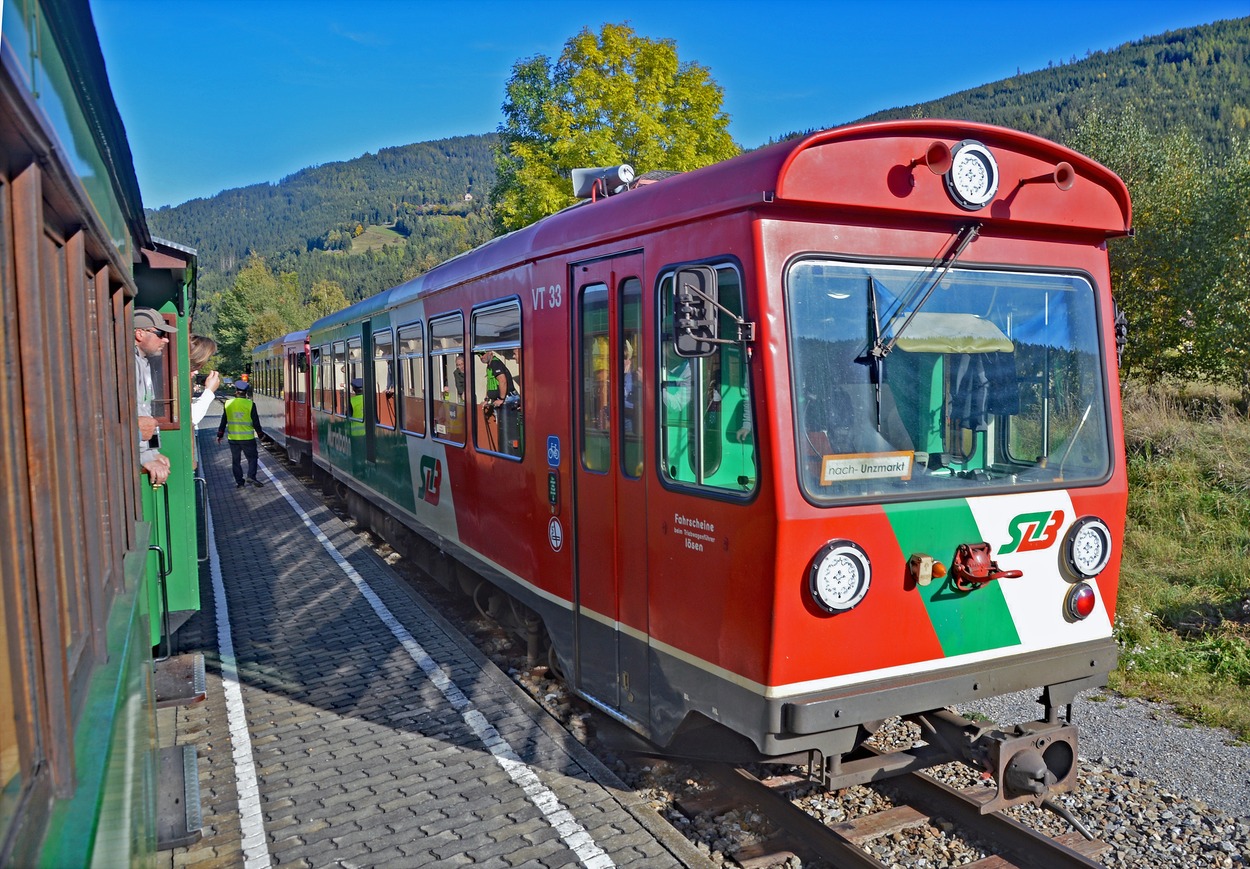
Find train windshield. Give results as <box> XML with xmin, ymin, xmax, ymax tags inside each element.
<box><xmin>786</xmin><ymin>259</ymin><xmax>1110</xmax><ymax>502</ymax></box>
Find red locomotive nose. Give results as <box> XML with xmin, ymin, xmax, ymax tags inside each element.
<box><xmin>951</xmin><ymin>542</ymin><xmax>1023</xmax><ymax>592</ymax></box>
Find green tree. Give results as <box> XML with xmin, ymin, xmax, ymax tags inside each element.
<box><xmin>214</xmin><ymin>254</ymin><xmax>300</xmax><ymax>372</ymax></box>
<box><xmin>1189</xmin><ymin>137</ymin><xmax>1250</xmax><ymax>402</ymax></box>
<box><xmin>303</xmin><ymin>279</ymin><xmax>350</xmax><ymax>326</ymax></box>
<box><xmin>490</xmin><ymin>23</ymin><xmax>739</xmax><ymax>232</ymax></box>
<box><xmin>1069</xmin><ymin>107</ymin><xmax>1206</xmax><ymax>381</ymax></box>
<box><xmin>245</xmin><ymin>309</ymin><xmax>290</xmax><ymax>358</ymax></box>
<box><xmin>1071</xmin><ymin>107</ymin><xmax>1250</xmax><ymax>402</ymax></box>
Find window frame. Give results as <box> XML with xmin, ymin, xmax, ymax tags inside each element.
<box><xmin>429</xmin><ymin>313</ymin><xmax>466</xmax><ymax>447</ymax></box>
<box><xmin>657</xmin><ymin>260</ymin><xmax>757</xmax><ymax>498</ymax></box>
<box><xmin>372</xmin><ymin>327</ymin><xmax>396</xmax><ymax>431</ymax></box>
<box><xmin>331</xmin><ymin>340</ymin><xmax>346</xmax><ymax>416</ymax></box>
<box><xmin>783</xmin><ymin>257</ymin><xmax>1112</xmax><ymax>505</ymax></box>
<box><xmin>471</xmin><ymin>299</ymin><xmax>524</xmax><ymax>460</ymax></box>
<box><xmin>397</xmin><ymin>321</ymin><xmax>427</xmax><ymax>438</ymax></box>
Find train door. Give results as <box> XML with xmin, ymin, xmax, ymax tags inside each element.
<box><xmin>572</xmin><ymin>253</ymin><xmax>649</xmax><ymax>726</ymax></box>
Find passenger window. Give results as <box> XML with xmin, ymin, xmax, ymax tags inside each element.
<box><xmin>318</xmin><ymin>344</ymin><xmax>331</xmax><ymax>411</ymax></box>
<box><xmin>397</xmin><ymin>323</ymin><xmax>427</xmax><ymax>437</ymax></box>
<box><xmin>430</xmin><ymin>314</ymin><xmax>466</xmax><ymax>446</ymax></box>
<box><xmin>659</xmin><ymin>266</ymin><xmax>756</xmax><ymax>494</ymax></box>
<box><xmin>620</xmin><ymin>277</ymin><xmax>643</xmax><ymax>479</ymax></box>
<box><xmin>347</xmin><ymin>337</ymin><xmax>363</xmax><ymax>433</ymax></box>
<box><xmin>580</xmin><ymin>284</ymin><xmax>609</xmax><ymax>473</ymax></box>
<box><xmin>310</xmin><ymin>347</ymin><xmax>320</xmax><ymax>408</ymax></box>
<box><xmin>373</xmin><ymin>329</ymin><xmax>395</xmax><ymax>429</ymax></box>
<box><xmin>473</xmin><ymin>301</ymin><xmax>523</xmax><ymax>458</ymax></box>
<box><xmin>332</xmin><ymin>341</ymin><xmax>346</xmax><ymax>415</ymax></box>
<box><xmin>293</xmin><ymin>350</ymin><xmax>307</xmax><ymax>405</ymax></box>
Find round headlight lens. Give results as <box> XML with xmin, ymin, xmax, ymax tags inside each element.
<box><xmin>1064</xmin><ymin>517</ymin><xmax>1112</xmax><ymax>578</ymax></box>
<box><xmin>808</xmin><ymin>541</ymin><xmax>871</xmax><ymax>614</ymax></box>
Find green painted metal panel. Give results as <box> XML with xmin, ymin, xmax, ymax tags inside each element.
<box><xmin>38</xmin><ymin>534</ymin><xmax>157</xmax><ymax>868</ymax></box>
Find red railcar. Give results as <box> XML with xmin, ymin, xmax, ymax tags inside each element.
<box><xmin>251</xmin><ymin>330</ymin><xmax>313</xmax><ymax>465</ymax></box>
<box><xmin>282</xmin><ymin>121</ymin><xmax>1131</xmax><ymax>808</ymax></box>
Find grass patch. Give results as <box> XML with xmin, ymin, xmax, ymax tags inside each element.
<box><xmin>350</xmin><ymin>224</ymin><xmax>407</xmax><ymax>253</ymax></box>
<box><xmin>1115</xmin><ymin>380</ymin><xmax>1250</xmax><ymax>742</ymax></box>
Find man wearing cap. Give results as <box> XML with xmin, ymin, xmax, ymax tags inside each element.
<box><xmin>134</xmin><ymin>307</ymin><xmax>176</xmax><ymax>486</ymax></box>
<box><xmin>217</xmin><ymin>379</ymin><xmax>267</xmax><ymax>488</ymax></box>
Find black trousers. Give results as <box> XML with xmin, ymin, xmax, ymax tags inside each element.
<box><xmin>228</xmin><ymin>438</ymin><xmax>258</xmax><ymax>483</ymax></box>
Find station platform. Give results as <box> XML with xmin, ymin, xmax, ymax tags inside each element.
<box><xmin>159</xmin><ymin>433</ymin><xmax>710</xmax><ymax>869</ymax></box>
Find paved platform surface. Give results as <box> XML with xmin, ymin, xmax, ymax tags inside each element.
<box><xmin>160</xmin><ymin>433</ymin><xmax>710</xmax><ymax>869</ymax></box>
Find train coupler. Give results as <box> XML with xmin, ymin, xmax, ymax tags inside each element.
<box><xmin>918</xmin><ymin>709</ymin><xmax>1079</xmax><ymax>814</ymax></box>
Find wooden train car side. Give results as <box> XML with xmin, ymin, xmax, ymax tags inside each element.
<box><xmin>2</xmin><ymin>2</ymin><xmax>202</xmax><ymax>862</ymax></box>
<box><xmin>285</xmin><ymin>122</ymin><xmax>1131</xmax><ymax>805</ymax></box>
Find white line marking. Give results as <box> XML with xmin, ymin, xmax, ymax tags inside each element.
<box><xmin>260</xmin><ymin>464</ymin><xmax>615</xmax><ymax>869</ymax></box>
<box><xmin>207</xmin><ymin>494</ymin><xmax>272</xmax><ymax>867</ymax></box>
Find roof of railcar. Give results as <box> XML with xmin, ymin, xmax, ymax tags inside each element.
<box><xmin>309</xmin><ymin>285</ymin><xmax>403</xmax><ymax>332</ymax></box>
<box><xmin>312</xmin><ymin>120</ymin><xmax>1131</xmax><ymax>333</ymax></box>
<box><xmin>250</xmin><ymin>330</ymin><xmax>307</xmax><ymax>356</ymax></box>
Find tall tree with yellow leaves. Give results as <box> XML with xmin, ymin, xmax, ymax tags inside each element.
<box><xmin>491</xmin><ymin>23</ymin><xmax>739</xmax><ymax>232</ymax></box>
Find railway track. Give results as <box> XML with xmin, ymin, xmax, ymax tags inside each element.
<box><xmin>678</xmin><ymin>759</ymin><xmax>1110</xmax><ymax>868</ymax></box>
<box><xmin>281</xmin><ymin>450</ymin><xmax>1115</xmax><ymax>868</ymax></box>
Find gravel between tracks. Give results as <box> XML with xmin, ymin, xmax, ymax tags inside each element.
<box><xmin>964</xmin><ymin>688</ymin><xmax>1250</xmax><ymax>821</ymax></box>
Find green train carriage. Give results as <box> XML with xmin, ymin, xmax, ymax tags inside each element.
<box><xmin>1</xmin><ymin>1</ymin><xmax>204</xmax><ymax>864</ymax></box>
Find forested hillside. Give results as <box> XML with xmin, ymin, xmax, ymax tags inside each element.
<box><xmin>147</xmin><ymin>134</ymin><xmax>498</xmax><ymax>311</ymax></box>
<box><xmin>858</xmin><ymin>17</ymin><xmax>1249</xmax><ymax>154</ymax></box>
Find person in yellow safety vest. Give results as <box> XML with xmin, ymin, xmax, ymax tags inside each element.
<box><xmin>216</xmin><ymin>379</ymin><xmax>267</xmax><ymax>488</ymax></box>
<box><xmin>349</xmin><ymin>378</ymin><xmax>364</xmax><ymax>437</ymax></box>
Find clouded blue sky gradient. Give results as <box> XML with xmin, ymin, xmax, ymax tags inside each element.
<box><xmin>90</xmin><ymin>0</ymin><xmax>1246</xmax><ymax>208</ymax></box>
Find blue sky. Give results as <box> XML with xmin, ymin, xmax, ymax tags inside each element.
<box><xmin>89</xmin><ymin>0</ymin><xmax>1246</xmax><ymax>209</ymax></box>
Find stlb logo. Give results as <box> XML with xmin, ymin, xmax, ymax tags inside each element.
<box><xmin>1001</xmin><ymin>509</ymin><xmax>1065</xmax><ymax>554</ymax></box>
<box><xmin>418</xmin><ymin>456</ymin><xmax>442</xmax><ymax>506</ymax></box>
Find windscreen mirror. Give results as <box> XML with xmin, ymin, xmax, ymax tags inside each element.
<box><xmin>673</xmin><ymin>266</ymin><xmax>718</xmax><ymax>357</ymax></box>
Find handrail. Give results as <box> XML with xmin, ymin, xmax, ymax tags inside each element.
<box><xmin>148</xmin><ymin>542</ymin><xmax>170</xmax><ymax>661</ymax></box>
<box><xmin>194</xmin><ymin>475</ymin><xmax>208</xmax><ymax>563</ymax></box>
<box><xmin>150</xmin><ymin>478</ymin><xmax>176</xmax><ymax>660</ymax></box>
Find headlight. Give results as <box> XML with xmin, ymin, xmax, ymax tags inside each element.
<box><xmin>1063</xmin><ymin>516</ymin><xmax>1112</xmax><ymax>578</ymax></box>
<box><xmin>808</xmin><ymin>541</ymin><xmax>871</xmax><ymax>614</ymax></box>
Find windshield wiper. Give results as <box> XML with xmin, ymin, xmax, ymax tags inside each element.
<box><xmin>871</xmin><ymin>222</ymin><xmax>981</xmax><ymax>358</ymax></box>
<box><xmin>1057</xmin><ymin>403</ymin><xmax>1093</xmax><ymax>478</ymax></box>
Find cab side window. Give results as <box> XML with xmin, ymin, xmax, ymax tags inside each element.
<box><xmin>659</xmin><ymin>265</ymin><xmax>757</xmax><ymax>494</ymax></box>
